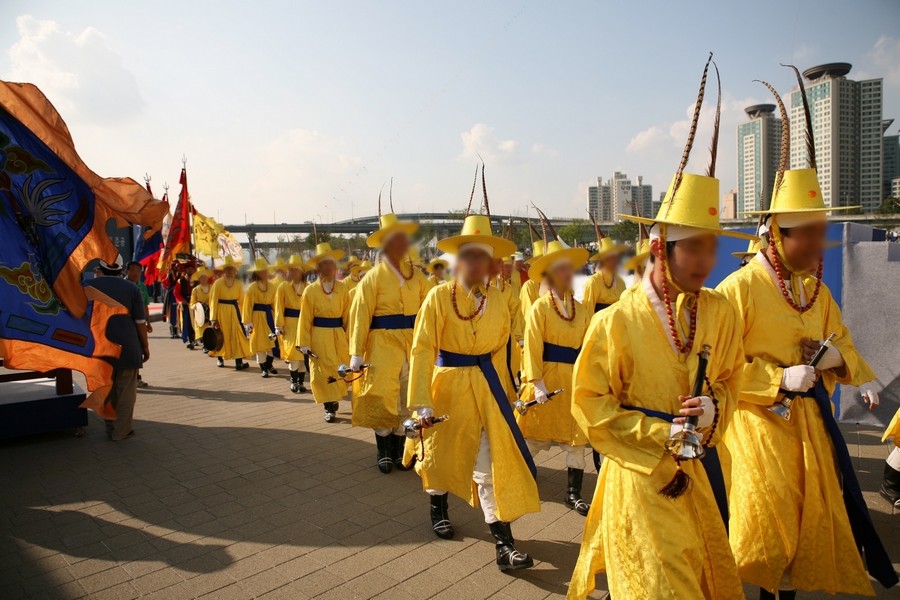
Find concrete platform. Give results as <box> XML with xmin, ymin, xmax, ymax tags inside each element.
<box><xmin>0</xmin><ymin>329</ymin><xmax>898</xmax><ymax>599</ymax></box>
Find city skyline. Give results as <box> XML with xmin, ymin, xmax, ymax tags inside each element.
<box><xmin>1</xmin><ymin>0</ymin><xmax>898</xmax><ymax>225</ymax></box>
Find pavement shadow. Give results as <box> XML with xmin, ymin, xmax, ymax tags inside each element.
<box><xmin>142</xmin><ymin>385</ymin><xmax>308</xmax><ymax>404</ymax></box>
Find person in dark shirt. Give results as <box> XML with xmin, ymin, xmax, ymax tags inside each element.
<box><xmin>85</xmin><ymin>259</ymin><xmax>150</xmax><ymax>441</ymax></box>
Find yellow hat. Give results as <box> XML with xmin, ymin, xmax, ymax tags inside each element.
<box><xmin>191</xmin><ymin>266</ymin><xmax>212</xmax><ymax>281</ymax></box>
<box><xmin>287</xmin><ymin>254</ymin><xmax>306</xmax><ymax>270</ymax></box>
<box><xmin>591</xmin><ymin>237</ymin><xmax>629</xmax><ymax>262</ymax></box>
<box><xmin>221</xmin><ymin>255</ymin><xmax>240</xmax><ymax>269</ymax></box>
<box><xmin>731</xmin><ymin>239</ymin><xmax>761</xmax><ymax>259</ymax></box>
<box><xmin>350</xmin><ymin>259</ymin><xmax>373</xmax><ymax>276</ymax></box>
<box><xmin>310</xmin><ymin>242</ymin><xmax>345</xmax><ymax>266</ymax></box>
<box><xmin>437</xmin><ymin>214</ymin><xmax>516</xmax><ymax>257</ymax></box>
<box><xmin>524</xmin><ymin>240</ymin><xmax>545</xmax><ymax>265</ymax></box>
<box><xmin>624</xmin><ymin>239</ymin><xmax>651</xmax><ymax>271</ymax></box>
<box><xmin>367</xmin><ymin>213</ymin><xmax>418</xmax><ymax>248</ymax></box>
<box><xmin>247</xmin><ymin>257</ymin><xmax>273</xmax><ymax>273</ymax></box>
<box><xmin>621</xmin><ymin>55</ymin><xmax>755</xmax><ymax>242</ymax></box>
<box><xmin>426</xmin><ymin>257</ymin><xmax>448</xmax><ymax>273</ymax></box>
<box><xmin>344</xmin><ymin>256</ymin><xmax>361</xmax><ymax>269</ymax></box>
<box><xmin>408</xmin><ymin>247</ymin><xmax>424</xmax><ymax>266</ymax></box>
<box><xmin>528</xmin><ymin>239</ymin><xmax>589</xmax><ymax>281</ymax></box>
<box><xmin>273</xmin><ymin>257</ymin><xmax>288</xmax><ymax>271</ymax></box>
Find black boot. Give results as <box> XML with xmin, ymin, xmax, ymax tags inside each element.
<box><xmin>375</xmin><ymin>434</ymin><xmax>393</xmax><ymax>474</ymax></box>
<box><xmin>235</xmin><ymin>359</ymin><xmax>249</xmax><ymax>370</ymax></box>
<box><xmin>392</xmin><ymin>434</ymin><xmax>412</xmax><ymax>471</ymax></box>
<box><xmin>260</xmin><ymin>362</ymin><xmax>270</xmax><ymax>378</ymax></box>
<box><xmin>429</xmin><ymin>494</ymin><xmax>454</xmax><ymax>539</ymax></box>
<box><xmin>489</xmin><ymin>521</ymin><xmax>533</xmax><ymax>571</ymax></box>
<box><xmin>880</xmin><ymin>461</ymin><xmax>900</xmax><ymax>508</ymax></box>
<box><xmin>759</xmin><ymin>590</ymin><xmax>795</xmax><ymax>600</ymax></box>
<box><xmin>324</xmin><ymin>402</ymin><xmax>339</xmax><ymax>423</ymax></box>
<box><xmin>297</xmin><ymin>371</ymin><xmax>307</xmax><ymax>393</ymax></box>
<box><xmin>266</xmin><ymin>356</ymin><xmax>278</xmax><ymax>375</ymax></box>
<box><xmin>290</xmin><ymin>370</ymin><xmax>301</xmax><ymax>393</ymax></box>
<box><xmin>217</xmin><ymin>357</ymin><xmax>225</xmax><ymax>368</ymax></box>
<box><xmin>565</xmin><ymin>468</ymin><xmax>590</xmax><ymax>516</ymax></box>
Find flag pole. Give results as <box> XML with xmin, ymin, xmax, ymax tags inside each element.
<box><xmin>182</xmin><ymin>155</ymin><xmax>194</xmax><ymax>257</ymax></box>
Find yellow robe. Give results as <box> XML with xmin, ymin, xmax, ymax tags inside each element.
<box><xmin>884</xmin><ymin>408</ymin><xmax>900</xmax><ymax>446</ymax></box>
<box><xmin>208</xmin><ymin>278</ymin><xmax>251</xmax><ymax>360</ymax></box>
<box><xmin>491</xmin><ymin>276</ymin><xmax>523</xmax><ymax>398</ymax></box>
<box><xmin>581</xmin><ymin>270</ymin><xmax>626</xmax><ymax>313</ymax></box>
<box><xmin>348</xmin><ymin>261</ymin><xmax>429</xmax><ymax>430</ymax></box>
<box><xmin>275</xmin><ymin>280</ymin><xmax>305</xmax><ymax>362</ymax></box>
<box><xmin>241</xmin><ymin>281</ymin><xmax>278</xmax><ymax>354</ymax></box>
<box><xmin>427</xmin><ymin>273</ymin><xmax>449</xmax><ymax>289</ymax></box>
<box><xmin>189</xmin><ymin>284</ymin><xmax>211</xmax><ymax>340</ymax></box>
<box><xmin>568</xmin><ymin>282</ymin><xmax>745</xmax><ymax>600</ymax></box>
<box><xmin>344</xmin><ymin>276</ymin><xmax>361</xmax><ymax>293</ymax></box>
<box><xmin>716</xmin><ymin>257</ymin><xmax>877</xmax><ymax>595</ymax></box>
<box><xmin>518</xmin><ymin>293</ymin><xmax>590</xmax><ymax>446</ymax></box>
<box><xmin>408</xmin><ymin>282</ymin><xmax>541</xmax><ymax>521</ymax></box>
<box><xmin>297</xmin><ymin>280</ymin><xmax>351</xmax><ymax>404</ymax></box>
<box><xmin>519</xmin><ymin>278</ymin><xmax>541</xmax><ymax>319</ymax></box>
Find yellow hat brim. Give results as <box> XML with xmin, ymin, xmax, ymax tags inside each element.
<box><xmin>590</xmin><ymin>244</ymin><xmax>629</xmax><ymax>262</ymax></box>
<box><xmin>623</xmin><ymin>251</ymin><xmax>650</xmax><ymax>271</ymax></box>
<box><xmin>310</xmin><ymin>249</ymin><xmax>346</xmax><ymax>266</ymax></box>
<box><xmin>619</xmin><ymin>214</ymin><xmax>757</xmax><ymax>241</ymax></box>
<box><xmin>741</xmin><ymin>206</ymin><xmax>860</xmax><ymax>216</ymax></box>
<box><xmin>436</xmin><ymin>235</ymin><xmax>516</xmax><ymax>258</ymax></box>
<box><xmin>731</xmin><ymin>252</ymin><xmax>756</xmax><ymax>259</ymax></box>
<box><xmin>247</xmin><ymin>265</ymin><xmax>274</xmax><ymax>273</ymax></box>
<box><xmin>366</xmin><ymin>222</ymin><xmax>419</xmax><ymax>248</ymax></box>
<box><xmin>528</xmin><ymin>247</ymin><xmax>590</xmax><ymax>281</ymax></box>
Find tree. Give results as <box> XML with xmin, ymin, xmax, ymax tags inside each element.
<box><xmin>609</xmin><ymin>220</ymin><xmax>639</xmax><ymax>243</ymax></box>
<box><xmin>557</xmin><ymin>219</ymin><xmax>591</xmax><ymax>246</ymax></box>
<box><xmin>877</xmin><ymin>196</ymin><xmax>899</xmax><ymax>215</ymax></box>
<box><xmin>304</xmin><ymin>230</ymin><xmax>331</xmax><ymax>249</ymax></box>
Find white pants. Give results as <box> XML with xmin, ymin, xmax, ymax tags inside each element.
<box><xmin>374</xmin><ymin>358</ymin><xmax>411</xmax><ymax>437</ymax></box>
<box><xmin>288</xmin><ymin>360</ymin><xmax>307</xmax><ymax>373</ymax></box>
<box><xmin>888</xmin><ymin>446</ymin><xmax>900</xmax><ymax>470</ymax></box>
<box><xmin>255</xmin><ymin>351</ymin><xmax>273</xmax><ymax>364</ymax></box>
<box><xmin>427</xmin><ymin>429</ymin><xmax>499</xmax><ymax>524</ymax></box>
<box><xmin>526</xmin><ymin>439</ymin><xmax>587</xmax><ymax>470</ymax></box>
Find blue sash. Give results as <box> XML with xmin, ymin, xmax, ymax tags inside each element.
<box><xmin>436</xmin><ymin>349</ymin><xmax>537</xmax><ymax>479</ymax></box>
<box><xmin>284</xmin><ymin>308</ymin><xmax>300</xmax><ymax>319</ymax></box>
<box><xmin>805</xmin><ymin>381</ymin><xmax>898</xmax><ymax>587</ymax></box>
<box><xmin>252</xmin><ymin>302</ymin><xmax>280</xmax><ymax>358</ymax></box>
<box><xmin>621</xmin><ymin>404</ymin><xmax>729</xmax><ymax>528</ymax></box>
<box><xmin>542</xmin><ymin>342</ymin><xmax>579</xmax><ymax>364</ymax></box>
<box><xmin>218</xmin><ymin>299</ymin><xmax>246</xmax><ymax>338</ymax></box>
<box><xmin>371</xmin><ymin>314</ymin><xmax>416</xmax><ymax>330</ymax></box>
<box><xmin>313</xmin><ymin>316</ymin><xmax>342</xmax><ymax>328</ymax></box>
<box><xmin>594</xmin><ymin>302</ymin><xmax>611</xmax><ymax>313</ymax></box>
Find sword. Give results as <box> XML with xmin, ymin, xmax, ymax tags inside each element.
<box><xmin>514</xmin><ymin>388</ymin><xmax>564</xmax><ymax>415</ymax></box>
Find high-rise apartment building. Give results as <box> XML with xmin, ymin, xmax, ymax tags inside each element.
<box><xmin>721</xmin><ymin>188</ymin><xmax>738</xmax><ymax>220</ymax></box>
<box><xmin>737</xmin><ymin>104</ymin><xmax>782</xmax><ymax>213</ymax></box>
<box><xmin>883</xmin><ymin>120</ymin><xmax>899</xmax><ymax>200</ymax></box>
<box><xmin>586</xmin><ymin>172</ymin><xmax>653</xmax><ymax>222</ymax></box>
<box><xmin>788</xmin><ymin>63</ymin><xmax>885</xmax><ymax>212</ymax></box>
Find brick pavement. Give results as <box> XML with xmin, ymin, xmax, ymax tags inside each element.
<box><xmin>1</xmin><ymin>330</ymin><xmax>898</xmax><ymax>599</ymax></box>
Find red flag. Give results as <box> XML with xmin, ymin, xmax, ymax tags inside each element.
<box><xmin>158</xmin><ymin>166</ymin><xmax>192</xmax><ymax>272</ymax></box>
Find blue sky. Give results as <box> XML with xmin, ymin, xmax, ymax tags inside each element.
<box><xmin>2</xmin><ymin>0</ymin><xmax>898</xmax><ymax>226</ymax></box>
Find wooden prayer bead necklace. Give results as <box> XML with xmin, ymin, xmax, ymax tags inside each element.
<box><xmin>767</xmin><ymin>231</ymin><xmax>822</xmax><ymax>313</ymax></box>
<box><xmin>321</xmin><ymin>278</ymin><xmax>335</xmax><ymax>295</ymax></box>
<box><xmin>389</xmin><ymin>256</ymin><xmax>415</xmax><ymax>281</ymax></box>
<box><xmin>550</xmin><ymin>290</ymin><xmax>576</xmax><ymax>323</ymax></box>
<box><xmin>600</xmin><ymin>270</ymin><xmax>615</xmax><ymax>290</ymax></box>
<box><xmin>658</xmin><ymin>240</ymin><xmax>698</xmax><ymax>354</ymax></box>
<box><xmin>450</xmin><ymin>282</ymin><xmax>486</xmax><ymax>321</ymax></box>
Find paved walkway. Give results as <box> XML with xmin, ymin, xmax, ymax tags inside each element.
<box><xmin>1</xmin><ymin>330</ymin><xmax>898</xmax><ymax>599</ymax></box>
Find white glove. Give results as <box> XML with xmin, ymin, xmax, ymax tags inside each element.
<box><xmin>781</xmin><ymin>365</ymin><xmax>816</xmax><ymax>393</ymax></box>
<box><xmin>275</xmin><ymin>327</ymin><xmax>284</xmax><ymax>336</ymax></box>
<box><xmin>669</xmin><ymin>422</ymin><xmax>704</xmax><ymax>444</ymax></box>
<box><xmin>533</xmin><ymin>380</ymin><xmax>550</xmax><ymax>404</ymax></box>
<box><xmin>299</xmin><ymin>346</ymin><xmax>311</xmax><ymax>355</ymax></box>
<box><xmin>417</xmin><ymin>407</ymin><xmax>434</xmax><ymax>420</ymax></box>
<box><xmin>517</xmin><ymin>339</ymin><xmax>524</xmax><ymax>348</ymax></box>
<box><xmin>349</xmin><ymin>355</ymin><xmax>365</xmax><ymax>372</ymax></box>
<box><xmin>860</xmin><ymin>382</ymin><xmax>880</xmax><ymax>409</ymax></box>
<box><xmin>694</xmin><ymin>395</ymin><xmax>715</xmax><ymax>429</ymax></box>
<box><xmin>815</xmin><ymin>343</ymin><xmax>845</xmax><ymax>371</ymax></box>
<box><xmin>244</xmin><ymin>323</ymin><xmax>253</xmax><ymax>335</ymax></box>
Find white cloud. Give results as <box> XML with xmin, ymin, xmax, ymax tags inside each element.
<box><xmin>626</xmin><ymin>126</ymin><xmax>665</xmax><ymax>154</ymax></box>
<box><xmin>459</xmin><ymin>123</ymin><xmax>522</xmax><ymax>165</ymax></box>
<box><xmin>866</xmin><ymin>35</ymin><xmax>900</xmax><ymax>87</ymax></box>
<box><xmin>5</xmin><ymin>15</ymin><xmax>144</xmax><ymax>125</ymax></box>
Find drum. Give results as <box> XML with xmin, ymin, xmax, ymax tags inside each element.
<box><xmin>193</xmin><ymin>302</ymin><xmax>210</xmax><ymax>329</ymax></box>
<box><xmin>202</xmin><ymin>327</ymin><xmax>223</xmax><ymax>353</ymax></box>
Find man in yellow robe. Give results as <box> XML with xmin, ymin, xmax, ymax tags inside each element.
<box><xmin>349</xmin><ymin>205</ymin><xmax>428</xmax><ymax>473</ymax></box>
<box><xmin>275</xmin><ymin>255</ymin><xmax>308</xmax><ymax>394</ymax></box>
<box><xmin>344</xmin><ymin>259</ymin><xmax>370</xmax><ymax>294</ymax></box>
<box><xmin>209</xmin><ymin>256</ymin><xmax>251</xmax><ymax>370</ymax></box>
<box><xmin>716</xmin><ymin>71</ymin><xmax>896</xmax><ymax>599</ymax></box>
<box><xmin>242</xmin><ymin>257</ymin><xmax>280</xmax><ymax>377</ymax></box>
<box><xmin>410</xmin><ymin>209</ymin><xmax>539</xmax><ymax>571</ymax></box>
<box><xmin>189</xmin><ymin>266</ymin><xmax>212</xmax><ymax>351</ymax></box>
<box><xmin>882</xmin><ymin>410</ymin><xmax>900</xmax><ymax>508</ymax></box>
<box><xmin>297</xmin><ymin>243</ymin><xmax>351</xmax><ymax>423</ymax></box>
<box><xmin>519</xmin><ymin>240</ymin><xmax>546</xmax><ymax>318</ymax></box>
<box><xmin>489</xmin><ymin>255</ymin><xmax>523</xmax><ymax>397</ymax></box>
<box><xmin>581</xmin><ymin>232</ymin><xmax>627</xmax><ymax>314</ymax></box>
<box><xmin>425</xmin><ymin>257</ymin><xmax>449</xmax><ymax>288</ymax></box>
<box><xmin>518</xmin><ymin>230</ymin><xmax>591</xmax><ymax>516</ymax></box>
<box><xmin>568</xmin><ymin>54</ymin><xmax>751</xmax><ymax>600</ymax></box>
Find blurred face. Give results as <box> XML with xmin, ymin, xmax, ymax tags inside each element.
<box><xmin>224</xmin><ymin>266</ymin><xmax>237</xmax><ymax>279</ymax></box>
<box><xmin>600</xmin><ymin>254</ymin><xmax>620</xmax><ymax>272</ymax></box>
<box><xmin>489</xmin><ymin>257</ymin><xmax>502</xmax><ymax>277</ymax></box>
<box><xmin>433</xmin><ymin>264</ymin><xmax>445</xmax><ymax>277</ymax></box>
<box><xmin>125</xmin><ymin>264</ymin><xmax>141</xmax><ymax>282</ymax></box>
<box><xmin>289</xmin><ymin>267</ymin><xmax>303</xmax><ymax>282</ymax></box>
<box><xmin>779</xmin><ymin>221</ymin><xmax>826</xmax><ymax>273</ymax></box>
<box><xmin>457</xmin><ymin>248</ymin><xmax>492</xmax><ymax>285</ymax></box>
<box><xmin>383</xmin><ymin>233</ymin><xmax>410</xmax><ymax>262</ymax></box>
<box><xmin>319</xmin><ymin>259</ymin><xmax>336</xmax><ymax>279</ymax></box>
<box><xmin>651</xmin><ymin>234</ymin><xmax>718</xmax><ymax>293</ymax></box>
<box><xmin>199</xmin><ymin>275</ymin><xmax>209</xmax><ymax>285</ymax></box>
<box><xmin>514</xmin><ymin>260</ymin><xmax>524</xmax><ymax>270</ymax></box>
<box><xmin>501</xmin><ymin>263</ymin><xmax>513</xmax><ymax>278</ymax></box>
<box><xmin>548</xmin><ymin>261</ymin><xmax>575</xmax><ymax>292</ymax></box>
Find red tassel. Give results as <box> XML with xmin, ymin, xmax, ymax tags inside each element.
<box><xmin>660</xmin><ymin>463</ymin><xmax>692</xmax><ymax>498</ymax></box>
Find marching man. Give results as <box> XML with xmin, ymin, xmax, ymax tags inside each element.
<box><xmin>275</xmin><ymin>255</ymin><xmax>308</xmax><ymax>394</ymax></box>
<box><xmin>717</xmin><ymin>72</ymin><xmax>896</xmax><ymax>599</ymax></box>
<box><xmin>297</xmin><ymin>242</ymin><xmax>351</xmax><ymax>423</ymax></box>
<box><xmin>242</xmin><ymin>257</ymin><xmax>280</xmax><ymax>378</ymax></box>
<box><xmin>189</xmin><ymin>266</ymin><xmax>212</xmax><ymax>351</ymax></box>
<box><xmin>517</xmin><ymin>208</ymin><xmax>592</xmax><ymax>516</ymax></box>
<box><xmin>209</xmin><ymin>256</ymin><xmax>251</xmax><ymax>370</ymax></box>
<box><xmin>349</xmin><ymin>185</ymin><xmax>429</xmax><ymax>473</ymax></box>
<box><xmin>409</xmin><ymin>176</ymin><xmax>540</xmax><ymax>571</ymax></box>
<box><xmin>519</xmin><ymin>239</ymin><xmax>545</xmax><ymax>317</ymax></box>
<box><xmin>425</xmin><ymin>257</ymin><xmax>449</xmax><ymax>288</ymax></box>
<box><xmin>568</xmin><ymin>55</ymin><xmax>750</xmax><ymax>600</ymax></box>
<box><xmin>581</xmin><ymin>215</ymin><xmax>627</xmax><ymax>314</ymax></box>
